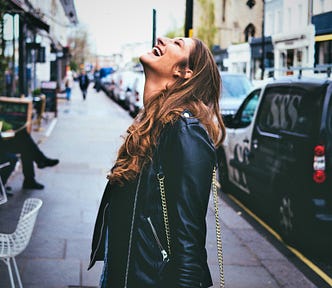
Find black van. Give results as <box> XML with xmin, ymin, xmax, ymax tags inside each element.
<box><xmin>219</xmin><ymin>77</ymin><xmax>332</xmax><ymax>250</ymax></box>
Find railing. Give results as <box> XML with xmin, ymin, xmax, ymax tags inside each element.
<box><xmin>265</xmin><ymin>64</ymin><xmax>332</xmax><ymax>80</ymax></box>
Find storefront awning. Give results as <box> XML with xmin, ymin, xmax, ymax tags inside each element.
<box><xmin>315</xmin><ymin>34</ymin><xmax>332</xmax><ymax>42</ymax></box>
<box><xmin>312</xmin><ymin>11</ymin><xmax>332</xmax><ymax>35</ymax></box>
<box><xmin>7</xmin><ymin>0</ymin><xmax>50</xmax><ymax>33</ymax></box>
<box><xmin>25</xmin><ymin>11</ymin><xmax>50</xmax><ymax>32</ymax></box>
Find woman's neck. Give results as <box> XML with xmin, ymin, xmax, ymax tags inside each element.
<box><xmin>143</xmin><ymin>73</ymin><xmax>174</xmax><ymax>104</ymax></box>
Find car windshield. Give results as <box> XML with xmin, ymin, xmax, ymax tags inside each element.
<box><xmin>221</xmin><ymin>74</ymin><xmax>253</xmax><ymax>99</ymax></box>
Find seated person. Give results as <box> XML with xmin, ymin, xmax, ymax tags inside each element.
<box><xmin>0</xmin><ymin>152</ymin><xmax>18</xmax><ymax>189</ymax></box>
<box><xmin>0</xmin><ymin>128</ymin><xmax>59</xmax><ymax>190</ymax></box>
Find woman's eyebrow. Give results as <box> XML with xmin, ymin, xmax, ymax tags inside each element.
<box><xmin>175</xmin><ymin>38</ymin><xmax>185</xmax><ymax>47</ymax></box>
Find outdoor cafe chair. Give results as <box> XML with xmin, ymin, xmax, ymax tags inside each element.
<box><xmin>0</xmin><ymin>198</ymin><xmax>43</xmax><ymax>288</ymax></box>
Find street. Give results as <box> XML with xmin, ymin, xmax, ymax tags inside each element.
<box><xmin>0</xmin><ymin>83</ymin><xmax>323</xmax><ymax>288</ymax></box>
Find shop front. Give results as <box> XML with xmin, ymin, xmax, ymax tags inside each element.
<box><xmin>272</xmin><ymin>25</ymin><xmax>315</xmax><ymax>78</ymax></box>
<box><xmin>312</xmin><ymin>11</ymin><xmax>332</xmax><ymax>69</ymax></box>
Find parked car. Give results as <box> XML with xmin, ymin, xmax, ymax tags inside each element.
<box><xmin>128</xmin><ymin>71</ymin><xmax>145</xmax><ymax>118</ymax></box>
<box><xmin>220</xmin><ymin>72</ymin><xmax>254</xmax><ymax>116</ymax></box>
<box><xmin>218</xmin><ymin>77</ymin><xmax>332</xmax><ymax>251</ymax></box>
<box><xmin>112</xmin><ymin>70</ymin><xmax>139</xmax><ymax>110</ymax></box>
<box><xmin>100</xmin><ymin>73</ymin><xmax>116</xmax><ymax>98</ymax></box>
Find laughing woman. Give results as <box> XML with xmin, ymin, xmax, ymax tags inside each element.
<box><xmin>89</xmin><ymin>37</ymin><xmax>226</xmax><ymax>288</ymax></box>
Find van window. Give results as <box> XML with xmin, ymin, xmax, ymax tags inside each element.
<box><xmin>257</xmin><ymin>87</ymin><xmax>323</xmax><ymax>135</ymax></box>
<box><xmin>235</xmin><ymin>89</ymin><xmax>260</xmax><ymax>128</ymax></box>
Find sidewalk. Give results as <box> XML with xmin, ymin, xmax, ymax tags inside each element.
<box><xmin>0</xmin><ymin>83</ymin><xmax>317</xmax><ymax>288</ymax></box>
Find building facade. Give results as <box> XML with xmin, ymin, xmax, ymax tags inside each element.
<box><xmin>269</xmin><ymin>0</ymin><xmax>315</xmax><ymax>78</ymax></box>
<box><xmin>312</xmin><ymin>0</ymin><xmax>332</xmax><ymax>70</ymax></box>
<box><xmin>192</xmin><ymin>0</ymin><xmax>332</xmax><ymax>80</ymax></box>
<box><xmin>0</xmin><ymin>0</ymin><xmax>77</xmax><ymax>97</ymax></box>
<box><xmin>193</xmin><ymin>0</ymin><xmax>263</xmax><ymax>72</ymax></box>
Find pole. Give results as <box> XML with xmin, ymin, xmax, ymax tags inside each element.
<box><xmin>185</xmin><ymin>0</ymin><xmax>193</xmax><ymax>37</ymax></box>
<box><xmin>18</xmin><ymin>16</ymin><xmax>27</xmax><ymax>97</ymax></box>
<box><xmin>152</xmin><ymin>9</ymin><xmax>156</xmax><ymax>48</ymax></box>
<box><xmin>261</xmin><ymin>0</ymin><xmax>265</xmax><ymax>80</ymax></box>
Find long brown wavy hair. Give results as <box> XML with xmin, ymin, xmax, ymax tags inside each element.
<box><xmin>108</xmin><ymin>38</ymin><xmax>226</xmax><ymax>185</ymax></box>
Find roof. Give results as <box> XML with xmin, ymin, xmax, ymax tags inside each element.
<box><xmin>266</xmin><ymin>76</ymin><xmax>332</xmax><ymax>88</ymax></box>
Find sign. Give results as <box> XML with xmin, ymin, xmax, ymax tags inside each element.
<box><xmin>41</xmin><ymin>81</ymin><xmax>57</xmax><ymax>116</ymax></box>
<box><xmin>0</xmin><ymin>97</ymin><xmax>33</xmax><ymax>133</ymax></box>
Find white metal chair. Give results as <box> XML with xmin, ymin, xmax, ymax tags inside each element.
<box><xmin>0</xmin><ymin>198</ymin><xmax>43</xmax><ymax>288</ymax></box>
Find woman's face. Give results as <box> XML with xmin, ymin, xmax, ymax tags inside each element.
<box><xmin>140</xmin><ymin>37</ymin><xmax>195</xmax><ymax>79</ymax></box>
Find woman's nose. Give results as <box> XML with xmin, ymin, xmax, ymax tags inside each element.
<box><xmin>157</xmin><ymin>37</ymin><xmax>170</xmax><ymax>46</ymax></box>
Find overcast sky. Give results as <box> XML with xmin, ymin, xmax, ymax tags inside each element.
<box><xmin>74</xmin><ymin>0</ymin><xmax>186</xmax><ymax>55</ymax></box>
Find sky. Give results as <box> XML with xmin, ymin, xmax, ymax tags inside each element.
<box><xmin>74</xmin><ymin>0</ymin><xmax>186</xmax><ymax>55</ymax></box>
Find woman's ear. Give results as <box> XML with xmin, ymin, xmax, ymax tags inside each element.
<box><xmin>173</xmin><ymin>68</ymin><xmax>193</xmax><ymax>79</ymax></box>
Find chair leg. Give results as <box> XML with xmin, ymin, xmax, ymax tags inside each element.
<box><xmin>5</xmin><ymin>257</ymin><xmax>16</xmax><ymax>288</ymax></box>
<box><xmin>12</xmin><ymin>257</ymin><xmax>23</xmax><ymax>288</ymax></box>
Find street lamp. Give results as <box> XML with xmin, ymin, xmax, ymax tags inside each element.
<box><xmin>152</xmin><ymin>9</ymin><xmax>156</xmax><ymax>48</ymax></box>
<box><xmin>185</xmin><ymin>0</ymin><xmax>193</xmax><ymax>37</ymax></box>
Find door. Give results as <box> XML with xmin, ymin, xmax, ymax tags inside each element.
<box><xmin>225</xmin><ymin>89</ymin><xmax>261</xmax><ymax>194</ymax></box>
<box><xmin>248</xmin><ymin>86</ymin><xmax>290</xmax><ymax>199</ymax></box>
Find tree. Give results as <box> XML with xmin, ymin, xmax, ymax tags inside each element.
<box><xmin>165</xmin><ymin>25</ymin><xmax>184</xmax><ymax>39</ymax></box>
<box><xmin>196</xmin><ymin>0</ymin><xmax>217</xmax><ymax>49</ymax></box>
<box><xmin>67</xmin><ymin>25</ymin><xmax>91</xmax><ymax>71</ymax></box>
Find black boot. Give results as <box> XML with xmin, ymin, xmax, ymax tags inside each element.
<box><xmin>23</xmin><ymin>179</ymin><xmax>45</xmax><ymax>190</ymax></box>
<box><xmin>37</xmin><ymin>158</ymin><xmax>59</xmax><ymax>169</ymax></box>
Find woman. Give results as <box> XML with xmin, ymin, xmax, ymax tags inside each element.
<box><xmin>89</xmin><ymin>37</ymin><xmax>226</xmax><ymax>288</ymax></box>
<box><xmin>64</xmin><ymin>69</ymin><xmax>74</xmax><ymax>101</ymax></box>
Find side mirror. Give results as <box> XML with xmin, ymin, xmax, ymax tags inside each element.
<box><xmin>222</xmin><ymin>114</ymin><xmax>234</xmax><ymax>128</ymax></box>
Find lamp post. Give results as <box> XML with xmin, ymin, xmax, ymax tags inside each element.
<box><xmin>152</xmin><ymin>9</ymin><xmax>156</xmax><ymax>48</ymax></box>
<box><xmin>185</xmin><ymin>0</ymin><xmax>193</xmax><ymax>37</ymax></box>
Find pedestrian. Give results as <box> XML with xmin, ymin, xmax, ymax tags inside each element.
<box><xmin>93</xmin><ymin>68</ymin><xmax>101</xmax><ymax>92</ymax></box>
<box><xmin>64</xmin><ymin>70</ymin><xmax>74</xmax><ymax>101</ymax></box>
<box><xmin>0</xmin><ymin>126</ymin><xmax>59</xmax><ymax>189</ymax></box>
<box><xmin>78</xmin><ymin>69</ymin><xmax>90</xmax><ymax>100</ymax></box>
<box><xmin>89</xmin><ymin>36</ymin><xmax>226</xmax><ymax>288</ymax></box>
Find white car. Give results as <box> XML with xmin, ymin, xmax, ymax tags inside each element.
<box><xmin>220</xmin><ymin>72</ymin><xmax>254</xmax><ymax>116</ymax></box>
<box><xmin>112</xmin><ymin>70</ymin><xmax>139</xmax><ymax>110</ymax></box>
<box><xmin>128</xmin><ymin>71</ymin><xmax>145</xmax><ymax>117</ymax></box>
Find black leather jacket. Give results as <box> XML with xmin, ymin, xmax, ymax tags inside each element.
<box><xmin>89</xmin><ymin>114</ymin><xmax>217</xmax><ymax>288</ymax></box>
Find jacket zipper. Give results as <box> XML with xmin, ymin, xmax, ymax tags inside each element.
<box><xmin>89</xmin><ymin>202</ymin><xmax>109</xmax><ymax>269</ymax></box>
<box><xmin>124</xmin><ymin>173</ymin><xmax>142</xmax><ymax>288</ymax></box>
<box><xmin>147</xmin><ymin>217</ymin><xmax>169</xmax><ymax>262</ymax></box>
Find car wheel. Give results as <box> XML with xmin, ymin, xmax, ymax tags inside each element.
<box><xmin>278</xmin><ymin>194</ymin><xmax>296</xmax><ymax>241</ymax></box>
<box><xmin>276</xmin><ymin>190</ymin><xmax>312</xmax><ymax>246</ymax></box>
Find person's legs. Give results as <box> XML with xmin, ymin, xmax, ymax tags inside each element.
<box><xmin>14</xmin><ymin>130</ymin><xmax>47</xmax><ymax>163</ymax></box>
<box><xmin>82</xmin><ymin>89</ymin><xmax>87</xmax><ymax>100</ymax></box>
<box><xmin>4</xmin><ymin>129</ymin><xmax>59</xmax><ymax>189</ymax></box>
<box><xmin>66</xmin><ymin>87</ymin><xmax>71</xmax><ymax>101</ymax></box>
<box><xmin>0</xmin><ymin>153</ymin><xmax>18</xmax><ymax>186</ymax></box>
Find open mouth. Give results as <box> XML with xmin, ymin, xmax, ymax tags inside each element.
<box><xmin>152</xmin><ymin>46</ymin><xmax>163</xmax><ymax>57</ymax></box>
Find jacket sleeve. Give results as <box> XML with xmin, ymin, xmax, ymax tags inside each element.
<box><xmin>88</xmin><ymin>181</ymin><xmax>112</xmax><ymax>270</ymax></box>
<box><xmin>162</xmin><ymin>118</ymin><xmax>216</xmax><ymax>287</ymax></box>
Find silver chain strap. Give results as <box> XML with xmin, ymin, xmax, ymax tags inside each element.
<box><xmin>157</xmin><ymin>167</ymin><xmax>225</xmax><ymax>287</ymax></box>
<box><xmin>158</xmin><ymin>173</ymin><xmax>172</xmax><ymax>256</ymax></box>
<box><xmin>212</xmin><ymin>167</ymin><xmax>225</xmax><ymax>288</ymax></box>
